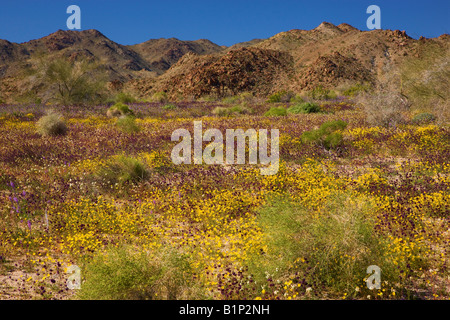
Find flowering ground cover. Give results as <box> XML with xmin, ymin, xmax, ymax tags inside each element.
<box><xmin>0</xmin><ymin>100</ymin><xmax>448</xmax><ymax>300</ymax></box>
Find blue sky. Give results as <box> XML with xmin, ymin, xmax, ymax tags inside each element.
<box><xmin>1</xmin><ymin>0</ymin><xmax>449</xmax><ymax>46</ymax></box>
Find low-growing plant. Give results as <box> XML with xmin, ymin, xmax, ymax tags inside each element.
<box><xmin>77</xmin><ymin>245</ymin><xmax>204</xmax><ymax>300</ymax></box>
<box><xmin>301</xmin><ymin>120</ymin><xmax>347</xmax><ymax>149</ymax></box>
<box><xmin>230</xmin><ymin>104</ymin><xmax>253</xmax><ymax>115</ymax></box>
<box><xmin>309</xmin><ymin>85</ymin><xmax>337</xmax><ymax>100</ymax></box>
<box><xmin>115</xmin><ymin>92</ymin><xmax>136</xmax><ymax>104</ymax></box>
<box><xmin>151</xmin><ymin>91</ymin><xmax>169</xmax><ymax>103</ymax></box>
<box><xmin>287</xmin><ymin>102</ymin><xmax>321</xmax><ymax>114</ymax></box>
<box><xmin>342</xmin><ymin>83</ymin><xmax>370</xmax><ymax>97</ymax></box>
<box><xmin>36</xmin><ymin>111</ymin><xmax>68</xmax><ymax>136</ymax></box>
<box><xmin>267</xmin><ymin>91</ymin><xmax>294</xmax><ymax>103</ymax></box>
<box><xmin>161</xmin><ymin>104</ymin><xmax>177</xmax><ymax>110</ymax></box>
<box><xmin>412</xmin><ymin>112</ymin><xmax>436</xmax><ymax>125</ymax></box>
<box><xmin>264</xmin><ymin>106</ymin><xmax>287</xmax><ymax>117</ymax></box>
<box><xmin>212</xmin><ymin>106</ymin><xmax>231</xmax><ymax>117</ymax></box>
<box><xmin>96</xmin><ymin>155</ymin><xmax>149</xmax><ymax>187</ymax></box>
<box><xmin>116</xmin><ymin>115</ymin><xmax>140</xmax><ymax>133</ymax></box>
<box><xmin>249</xmin><ymin>193</ymin><xmax>403</xmax><ymax>297</ymax></box>
<box><xmin>107</xmin><ymin>102</ymin><xmax>135</xmax><ymax>118</ymax></box>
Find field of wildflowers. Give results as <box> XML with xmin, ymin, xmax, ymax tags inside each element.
<box><xmin>0</xmin><ymin>99</ymin><xmax>448</xmax><ymax>300</ymax></box>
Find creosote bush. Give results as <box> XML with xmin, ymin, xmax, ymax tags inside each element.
<box><xmin>301</xmin><ymin>120</ymin><xmax>347</xmax><ymax>149</ymax></box>
<box><xmin>36</xmin><ymin>111</ymin><xmax>68</xmax><ymax>136</ymax></box>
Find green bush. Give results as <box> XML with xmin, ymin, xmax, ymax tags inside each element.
<box><xmin>301</xmin><ymin>120</ymin><xmax>347</xmax><ymax>149</ymax></box>
<box><xmin>264</xmin><ymin>107</ymin><xmax>287</xmax><ymax>117</ymax></box>
<box><xmin>287</xmin><ymin>102</ymin><xmax>321</xmax><ymax>114</ymax></box>
<box><xmin>309</xmin><ymin>85</ymin><xmax>337</xmax><ymax>100</ymax></box>
<box><xmin>115</xmin><ymin>92</ymin><xmax>136</xmax><ymax>104</ymax></box>
<box><xmin>96</xmin><ymin>155</ymin><xmax>149</xmax><ymax>187</ymax></box>
<box><xmin>342</xmin><ymin>83</ymin><xmax>370</xmax><ymax>97</ymax></box>
<box><xmin>77</xmin><ymin>245</ymin><xmax>203</xmax><ymax>300</ymax></box>
<box><xmin>412</xmin><ymin>113</ymin><xmax>436</xmax><ymax>125</ymax></box>
<box><xmin>107</xmin><ymin>103</ymin><xmax>134</xmax><ymax>118</ymax></box>
<box><xmin>267</xmin><ymin>91</ymin><xmax>294</xmax><ymax>103</ymax></box>
<box><xmin>161</xmin><ymin>104</ymin><xmax>177</xmax><ymax>110</ymax></box>
<box><xmin>151</xmin><ymin>91</ymin><xmax>168</xmax><ymax>103</ymax></box>
<box><xmin>230</xmin><ymin>104</ymin><xmax>252</xmax><ymax>115</ymax></box>
<box><xmin>289</xmin><ymin>94</ymin><xmax>304</xmax><ymax>104</ymax></box>
<box><xmin>249</xmin><ymin>193</ymin><xmax>401</xmax><ymax>297</ymax></box>
<box><xmin>36</xmin><ymin>111</ymin><xmax>68</xmax><ymax>136</ymax></box>
<box><xmin>212</xmin><ymin>106</ymin><xmax>231</xmax><ymax>117</ymax></box>
<box><xmin>116</xmin><ymin>116</ymin><xmax>140</xmax><ymax>134</ymax></box>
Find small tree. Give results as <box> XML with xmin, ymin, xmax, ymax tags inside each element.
<box><xmin>43</xmin><ymin>57</ymin><xmax>105</xmax><ymax>105</ymax></box>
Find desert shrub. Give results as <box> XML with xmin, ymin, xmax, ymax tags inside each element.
<box><xmin>96</xmin><ymin>155</ymin><xmax>149</xmax><ymax>187</ymax></box>
<box><xmin>115</xmin><ymin>92</ymin><xmax>136</xmax><ymax>104</ymax></box>
<box><xmin>264</xmin><ymin>107</ymin><xmax>287</xmax><ymax>117</ymax></box>
<box><xmin>287</xmin><ymin>102</ymin><xmax>321</xmax><ymax>114</ymax></box>
<box><xmin>343</xmin><ymin>83</ymin><xmax>370</xmax><ymax>97</ymax></box>
<box><xmin>230</xmin><ymin>104</ymin><xmax>253</xmax><ymax>115</ymax></box>
<box><xmin>412</xmin><ymin>112</ymin><xmax>436</xmax><ymax>125</ymax></box>
<box><xmin>301</xmin><ymin>120</ymin><xmax>347</xmax><ymax>149</ymax></box>
<box><xmin>151</xmin><ymin>91</ymin><xmax>168</xmax><ymax>103</ymax></box>
<box><xmin>42</xmin><ymin>57</ymin><xmax>106</xmax><ymax>105</ymax></box>
<box><xmin>267</xmin><ymin>91</ymin><xmax>294</xmax><ymax>103</ymax></box>
<box><xmin>357</xmin><ymin>91</ymin><xmax>410</xmax><ymax>127</ymax></box>
<box><xmin>289</xmin><ymin>94</ymin><xmax>304</xmax><ymax>104</ymax></box>
<box><xmin>222</xmin><ymin>96</ymin><xmax>240</xmax><ymax>104</ymax></box>
<box><xmin>309</xmin><ymin>85</ymin><xmax>337</xmax><ymax>100</ymax></box>
<box><xmin>77</xmin><ymin>245</ymin><xmax>203</xmax><ymax>300</ymax></box>
<box><xmin>212</xmin><ymin>107</ymin><xmax>231</xmax><ymax>117</ymax></box>
<box><xmin>249</xmin><ymin>193</ymin><xmax>402</xmax><ymax>297</ymax></box>
<box><xmin>36</xmin><ymin>111</ymin><xmax>68</xmax><ymax>136</ymax></box>
<box><xmin>116</xmin><ymin>116</ymin><xmax>140</xmax><ymax>133</ymax></box>
<box><xmin>161</xmin><ymin>104</ymin><xmax>177</xmax><ymax>110</ymax></box>
<box><xmin>239</xmin><ymin>92</ymin><xmax>254</xmax><ymax>103</ymax></box>
<box><xmin>107</xmin><ymin>103</ymin><xmax>134</xmax><ymax>118</ymax></box>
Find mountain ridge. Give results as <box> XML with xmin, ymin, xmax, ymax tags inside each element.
<box><xmin>0</xmin><ymin>22</ymin><xmax>448</xmax><ymax>102</ymax></box>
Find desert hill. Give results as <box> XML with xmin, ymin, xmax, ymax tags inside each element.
<box><xmin>0</xmin><ymin>22</ymin><xmax>448</xmax><ymax>103</ymax></box>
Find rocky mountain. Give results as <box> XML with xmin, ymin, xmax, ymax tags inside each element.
<box><xmin>0</xmin><ymin>22</ymin><xmax>448</xmax><ymax>103</ymax></box>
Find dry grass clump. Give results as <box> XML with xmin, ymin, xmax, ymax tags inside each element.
<box><xmin>36</xmin><ymin>110</ymin><xmax>68</xmax><ymax>136</ymax></box>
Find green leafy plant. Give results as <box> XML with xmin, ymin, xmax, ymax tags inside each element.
<box><xmin>309</xmin><ymin>85</ymin><xmax>337</xmax><ymax>100</ymax></box>
<box><xmin>96</xmin><ymin>155</ymin><xmax>149</xmax><ymax>187</ymax></box>
<box><xmin>287</xmin><ymin>102</ymin><xmax>321</xmax><ymax>114</ymax></box>
<box><xmin>115</xmin><ymin>92</ymin><xmax>136</xmax><ymax>104</ymax></box>
<box><xmin>264</xmin><ymin>107</ymin><xmax>287</xmax><ymax>117</ymax></box>
<box><xmin>161</xmin><ymin>104</ymin><xmax>177</xmax><ymax>110</ymax></box>
<box><xmin>267</xmin><ymin>91</ymin><xmax>294</xmax><ymax>103</ymax></box>
<box><xmin>116</xmin><ymin>115</ymin><xmax>140</xmax><ymax>134</ymax></box>
<box><xmin>77</xmin><ymin>245</ymin><xmax>204</xmax><ymax>300</ymax></box>
<box><xmin>107</xmin><ymin>103</ymin><xmax>135</xmax><ymax>118</ymax></box>
<box><xmin>301</xmin><ymin>120</ymin><xmax>347</xmax><ymax>149</ymax></box>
